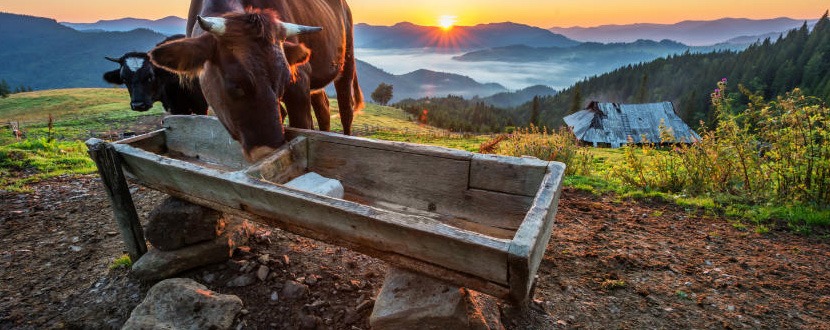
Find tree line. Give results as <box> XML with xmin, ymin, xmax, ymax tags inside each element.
<box><xmin>0</xmin><ymin>79</ymin><xmax>33</xmax><ymax>98</ymax></box>
<box><xmin>394</xmin><ymin>95</ymin><xmax>514</xmax><ymax>133</ymax></box>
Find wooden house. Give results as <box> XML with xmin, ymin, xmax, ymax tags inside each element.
<box><xmin>564</xmin><ymin>101</ymin><xmax>700</xmax><ymax>148</ymax></box>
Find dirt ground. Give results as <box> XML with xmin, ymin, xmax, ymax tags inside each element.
<box><xmin>1</xmin><ymin>126</ymin><xmax>829</xmax><ymax>329</ymax></box>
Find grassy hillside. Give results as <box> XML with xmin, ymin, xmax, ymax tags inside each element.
<box><xmin>0</xmin><ymin>88</ymin><xmax>484</xmax><ymax>191</ymax></box>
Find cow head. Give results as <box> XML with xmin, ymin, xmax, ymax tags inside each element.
<box><xmin>149</xmin><ymin>10</ymin><xmax>320</xmax><ymax>163</ymax></box>
<box><xmin>103</xmin><ymin>53</ymin><xmax>158</xmax><ymax>111</ymax></box>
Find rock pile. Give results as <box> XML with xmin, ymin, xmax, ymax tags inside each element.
<box><xmin>131</xmin><ymin>197</ymin><xmax>254</xmax><ymax>281</ymax></box>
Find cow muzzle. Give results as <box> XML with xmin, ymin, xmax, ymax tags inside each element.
<box><xmin>131</xmin><ymin>101</ymin><xmax>152</xmax><ymax>111</ymax></box>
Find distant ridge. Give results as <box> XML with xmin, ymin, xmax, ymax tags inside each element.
<box><xmin>550</xmin><ymin>17</ymin><xmax>818</xmax><ymax>46</ymax></box>
<box><xmin>477</xmin><ymin>85</ymin><xmax>557</xmax><ymax>108</ymax></box>
<box><xmin>355</xmin><ymin>21</ymin><xmax>579</xmax><ymax>49</ymax></box>
<box><xmin>61</xmin><ymin>16</ymin><xmax>186</xmax><ymax>36</ymax></box>
<box><xmin>0</xmin><ymin>12</ymin><xmax>167</xmax><ymax>89</ymax></box>
<box><xmin>326</xmin><ymin>60</ymin><xmax>508</xmax><ymax>102</ymax></box>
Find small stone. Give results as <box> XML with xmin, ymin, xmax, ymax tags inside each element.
<box><xmin>281</xmin><ymin>280</ymin><xmax>309</xmax><ymax>300</ymax></box>
<box><xmin>203</xmin><ymin>273</ymin><xmax>216</xmax><ymax>283</ymax></box>
<box><xmin>282</xmin><ymin>255</ymin><xmax>290</xmax><ymax>266</ymax></box>
<box><xmin>239</xmin><ymin>261</ymin><xmax>252</xmax><ymax>273</ymax></box>
<box><xmin>69</xmin><ymin>245</ymin><xmax>82</xmax><ymax>252</ymax></box>
<box><xmin>258</xmin><ymin>254</ymin><xmax>271</xmax><ymax>265</ymax></box>
<box><xmin>71</xmin><ymin>236</ymin><xmax>80</xmax><ymax>243</ymax></box>
<box><xmin>106</xmin><ymin>231</ymin><xmax>118</xmax><ymax>236</ymax></box>
<box><xmin>257</xmin><ymin>265</ymin><xmax>270</xmax><ymax>282</ymax></box>
<box><xmin>226</xmin><ymin>274</ymin><xmax>257</xmax><ymax>288</ymax></box>
<box><xmin>300</xmin><ymin>314</ymin><xmax>321</xmax><ymax>330</ymax></box>
<box><xmin>305</xmin><ymin>275</ymin><xmax>319</xmax><ymax>286</ymax></box>
<box><xmin>350</xmin><ymin>279</ymin><xmax>364</xmax><ymax>290</ymax></box>
<box><xmin>728</xmin><ymin>305</ymin><xmax>736</xmax><ymax>312</ymax></box>
<box><xmin>270</xmin><ymin>291</ymin><xmax>279</xmax><ymax>301</ymax></box>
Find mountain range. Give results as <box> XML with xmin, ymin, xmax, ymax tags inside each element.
<box><xmin>61</xmin><ymin>16</ymin><xmax>186</xmax><ymax>36</ymax></box>
<box><xmin>452</xmin><ymin>39</ymin><xmax>743</xmax><ymax>63</ymax></box>
<box><xmin>0</xmin><ymin>13</ymin><xmax>506</xmax><ymax>102</ymax></box>
<box><xmin>354</xmin><ymin>22</ymin><xmax>579</xmax><ymax>49</ymax></box>
<box><xmin>550</xmin><ymin>17</ymin><xmax>818</xmax><ymax>46</ymax></box>
<box><xmin>59</xmin><ymin>16</ymin><xmax>817</xmax><ymax>49</ymax></box>
<box><xmin>0</xmin><ymin>13</ymin><xmax>167</xmax><ymax>90</ymax></box>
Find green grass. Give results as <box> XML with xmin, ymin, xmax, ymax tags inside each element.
<box><xmin>1</xmin><ymin>88</ymin><xmax>166</xmax><ymax>191</ymax></box>
<box><xmin>109</xmin><ymin>254</ymin><xmax>133</xmax><ymax>269</ymax></box>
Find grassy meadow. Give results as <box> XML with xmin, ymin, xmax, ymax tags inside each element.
<box><xmin>1</xmin><ymin>88</ymin><xmax>827</xmax><ymax>234</ymax></box>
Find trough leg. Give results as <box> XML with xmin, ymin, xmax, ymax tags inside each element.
<box><xmin>86</xmin><ymin>138</ymin><xmax>147</xmax><ymax>261</ymax></box>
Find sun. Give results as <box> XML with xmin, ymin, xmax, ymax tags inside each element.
<box><xmin>438</xmin><ymin>15</ymin><xmax>457</xmax><ymax>31</ymax></box>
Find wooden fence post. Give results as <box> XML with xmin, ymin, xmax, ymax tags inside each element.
<box><xmin>86</xmin><ymin>138</ymin><xmax>147</xmax><ymax>261</ymax></box>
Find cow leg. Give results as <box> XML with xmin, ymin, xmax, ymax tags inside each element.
<box><xmin>283</xmin><ymin>84</ymin><xmax>314</xmax><ymax>130</ymax></box>
<box><xmin>311</xmin><ymin>90</ymin><xmax>330</xmax><ymax>131</ymax></box>
<box><xmin>334</xmin><ymin>76</ymin><xmax>354</xmax><ymax>135</ymax></box>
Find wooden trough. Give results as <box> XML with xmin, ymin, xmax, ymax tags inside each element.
<box><xmin>87</xmin><ymin>115</ymin><xmax>565</xmax><ymax>303</ymax></box>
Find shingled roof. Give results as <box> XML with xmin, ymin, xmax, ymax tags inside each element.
<box><xmin>564</xmin><ymin>101</ymin><xmax>700</xmax><ymax>148</ymax></box>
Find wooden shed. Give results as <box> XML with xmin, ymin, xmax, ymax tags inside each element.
<box><xmin>564</xmin><ymin>101</ymin><xmax>700</xmax><ymax>148</ymax></box>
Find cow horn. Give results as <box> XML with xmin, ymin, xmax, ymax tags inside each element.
<box><xmin>197</xmin><ymin>16</ymin><xmax>227</xmax><ymax>35</ymax></box>
<box><xmin>105</xmin><ymin>56</ymin><xmax>121</xmax><ymax>63</ymax></box>
<box><xmin>281</xmin><ymin>22</ymin><xmax>323</xmax><ymax>38</ymax></box>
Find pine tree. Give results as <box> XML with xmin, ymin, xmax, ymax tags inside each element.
<box><xmin>569</xmin><ymin>85</ymin><xmax>583</xmax><ymax>113</ymax></box>
<box><xmin>0</xmin><ymin>79</ymin><xmax>10</xmax><ymax>98</ymax></box>
<box><xmin>635</xmin><ymin>73</ymin><xmax>649</xmax><ymax>103</ymax></box>
<box><xmin>529</xmin><ymin>96</ymin><xmax>541</xmax><ymax>126</ymax></box>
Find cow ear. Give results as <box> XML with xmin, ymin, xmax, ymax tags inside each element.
<box><xmin>283</xmin><ymin>41</ymin><xmax>311</xmax><ymax>67</ymax></box>
<box><xmin>103</xmin><ymin>70</ymin><xmax>123</xmax><ymax>85</ymax></box>
<box><xmin>150</xmin><ymin>34</ymin><xmax>216</xmax><ymax>76</ymax></box>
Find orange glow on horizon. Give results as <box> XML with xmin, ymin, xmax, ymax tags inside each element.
<box><xmin>0</xmin><ymin>0</ymin><xmax>826</xmax><ymax>27</ymax></box>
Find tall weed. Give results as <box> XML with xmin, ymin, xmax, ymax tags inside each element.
<box><xmin>614</xmin><ymin>80</ymin><xmax>830</xmax><ymax>209</ymax></box>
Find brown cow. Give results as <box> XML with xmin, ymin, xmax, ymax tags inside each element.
<box><xmin>150</xmin><ymin>0</ymin><xmax>363</xmax><ymax>162</ymax></box>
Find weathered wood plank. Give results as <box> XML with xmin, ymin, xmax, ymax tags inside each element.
<box><xmin>117</xmin><ymin>129</ymin><xmax>166</xmax><ymax>154</ymax></box>
<box><xmin>246</xmin><ymin>136</ymin><xmax>308</xmax><ymax>184</ymax></box>
<box><xmin>507</xmin><ymin>162</ymin><xmax>566</xmax><ymax>303</ymax></box>
<box><xmin>308</xmin><ymin>140</ymin><xmax>532</xmax><ymax>230</ymax></box>
<box><xmin>308</xmin><ymin>139</ymin><xmax>471</xmax><ymax>214</ymax></box>
<box><xmin>113</xmin><ymin>143</ymin><xmax>510</xmax><ymax>285</ymax></box>
<box><xmin>288</xmin><ymin>127</ymin><xmax>473</xmax><ymax>161</ymax></box>
<box><xmin>358</xmin><ymin>198</ymin><xmax>516</xmax><ymax>240</ymax></box>
<box><xmin>470</xmin><ymin>154</ymin><xmax>549</xmax><ymax>197</ymax></box>
<box><xmin>161</xmin><ymin>115</ymin><xmax>248</xmax><ymax>170</ymax></box>
<box><xmin>86</xmin><ymin>138</ymin><xmax>147</xmax><ymax>261</ymax></box>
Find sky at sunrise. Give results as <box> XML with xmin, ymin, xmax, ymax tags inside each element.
<box><xmin>0</xmin><ymin>0</ymin><xmax>827</xmax><ymax>27</ymax></box>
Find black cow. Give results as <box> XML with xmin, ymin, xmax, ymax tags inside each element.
<box><xmin>103</xmin><ymin>35</ymin><xmax>208</xmax><ymax>115</ymax></box>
